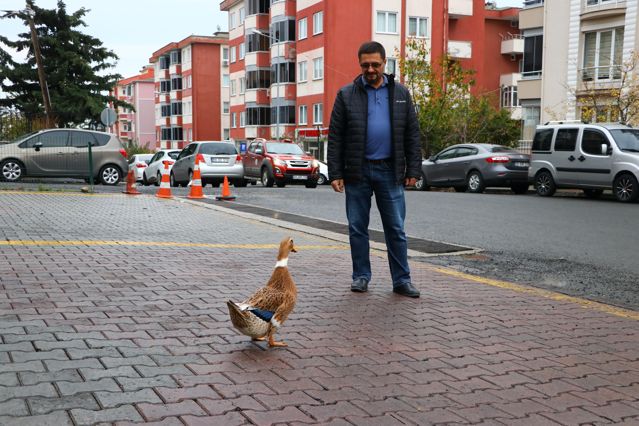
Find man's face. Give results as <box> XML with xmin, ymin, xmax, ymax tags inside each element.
<box><xmin>359</xmin><ymin>52</ymin><xmax>385</xmax><ymax>86</ymax></box>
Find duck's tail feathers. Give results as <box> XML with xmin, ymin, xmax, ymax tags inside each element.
<box><xmin>227</xmin><ymin>300</ymin><xmax>249</xmax><ymax>330</ymax></box>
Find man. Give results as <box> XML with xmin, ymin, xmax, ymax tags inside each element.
<box><xmin>327</xmin><ymin>41</ymin><xmax>422</xmax><ymax>298</ymax></box>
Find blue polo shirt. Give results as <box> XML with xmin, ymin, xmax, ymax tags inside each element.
<box><xmin>363</xmin><ymin>75</ymin><xmax>392</xmax><ymax>160</ymax></box>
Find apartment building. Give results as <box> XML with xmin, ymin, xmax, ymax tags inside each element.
<box><xmin>518</xmin><ymin>0</ymin><xmax>638</xmax><ymax>143</ymax></box>
<box><xmin>220</xmin><ymin>0</ymin><xmax>520</xmax><ymax>160</ymax></box>
<box><xmin>149</xmin><ymin>33</ymin><xmax>230</xmax><ymax>150</ymax></box>
<box><xmin>112</xmin><ymin>66</ymin><xmax>156</xmax><ymax>148</ymax></box>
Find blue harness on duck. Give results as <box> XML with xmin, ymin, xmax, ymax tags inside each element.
<box><xmin>250</xmin><ymin>308</ymin><xmax>275</xmax><ymax>322</ymax></box>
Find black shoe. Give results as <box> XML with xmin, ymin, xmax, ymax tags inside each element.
<box><xmin>393</xmin><ymin>282</ymin><xmax>420</xmax><ymax>298</ymax></box>
<box><xmin>351</xmin><ymin>278</ymin><xmax>369</xmax><ymax>293</ymax></box>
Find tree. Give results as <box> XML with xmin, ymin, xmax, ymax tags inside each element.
<box><xmin>399</xmin><ymin>39</ymin><xmax>520</xmax><ymax>156</ymax></box>
<box><xmin>0</xmin><ymin>1</ymin><xmax>131</xmax><ymax>128</ymax></box>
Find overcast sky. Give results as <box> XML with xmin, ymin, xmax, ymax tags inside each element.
<box><xmin>2</xmin><ymin>0</ymin><xmax>524</xmax><ymax>79</ymax></box>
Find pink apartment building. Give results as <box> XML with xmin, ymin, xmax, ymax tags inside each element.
<box><xmin>113</xmin><ymin>66</ymin><xmax>156</xmax><ymax>148</ymax></box>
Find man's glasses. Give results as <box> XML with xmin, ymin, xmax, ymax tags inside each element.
<box><xmin>360</xmin><ymin>62</ymin><xmax>383</xmax><ymax>70</ymax></box>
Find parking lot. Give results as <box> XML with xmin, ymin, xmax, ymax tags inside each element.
<box><xmin>0</xmin><ymin>190</ymin><xmax>638</xmax><ymax>425</ymax></box>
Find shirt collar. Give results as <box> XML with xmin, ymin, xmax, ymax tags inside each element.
<box><xmin>361</xmin><ymin>74</ymin><xmax>388</xmax><ymax>89</ymax></box>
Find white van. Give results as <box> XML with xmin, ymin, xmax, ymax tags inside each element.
<box><xmin>529</xmin><ymin>122</ymin><xmax>639</xmax><ymax>202</ymax></box>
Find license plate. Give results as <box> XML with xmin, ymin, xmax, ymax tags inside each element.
<box><xmin>292</xmin><ymin>175</ymin><xmax>307</xmax><ymax>180</ymax></box>
<box><xmin>211</xmin><ymin>158</ymin><xmax>227</xmax><ymax>164</ymax></box>
<box><xmin>514</xmin><ymin>162</ymin><xmax>528</xmax><ymax>167</ymax></box>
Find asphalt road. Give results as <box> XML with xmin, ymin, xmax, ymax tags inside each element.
<box><xmin>4</xmin><ymin>179</ymin><xmax>638</xmax><ymax>310</ymax></box>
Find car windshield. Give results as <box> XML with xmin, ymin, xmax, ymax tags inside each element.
<box><xmin>168</xmin><ymin>151</ymin><xmax>180</xmax><ymax>159</ymax></box>
<box><xmin>490</xmin><ymin>146</ymin><xmax>517</xmax><ymax>153</ymax></box>
<box><xmin>266</xmin><ymin>142</ymin><xmax>305</xmax><ymax>155</ymax></box>
<box><xmin>199</xmin><ymin>143</ymin><xmax>237</xmax><ymax>155</ymax></box>
<box><xmin>10</xmin><ymin>131</ymin><xmax>38</xmax><ymax>144</ymax></box>
<box><xmin>609</xmin><ymin>129</ymin><xmax>639</xmax><ymax>152</ymax></box>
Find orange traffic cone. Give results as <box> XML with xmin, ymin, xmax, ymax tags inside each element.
<box><xmin>156</xmin><ymin>160</ymin><xmax>173</xmax><ymax>199</ymax></box>
<box><xmin>122</xmin><ymin>168</ymin><xmax>141</xmax><ymax>195</ymax></box>
<box><xmin>187</xmin><ymin>154</ymin><xmax>205</xmax><ymax>199</ymax></box>
<box><xmin>215</xmin><ymin>176</ymin><xmax>236</xmax><ymax>201</ymax></box>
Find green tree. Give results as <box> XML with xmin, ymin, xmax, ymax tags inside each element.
<box><xmin>400</xmin><ymin>39</ymin><xmax>520</xmax><ymax>156</ymax></box>
<box><xmin>0</xmin><ymin>1</ymin><xmax>131</xmax><ymax>128</ymax></box>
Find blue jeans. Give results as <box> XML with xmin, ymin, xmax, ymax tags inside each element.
<box><xmin>345</xmin><ymin>161</ymin><xmax>411</xmax><ymax>287</ymax></box>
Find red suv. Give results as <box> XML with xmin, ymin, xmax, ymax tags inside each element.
<box><xmin>242</xmin><ymin>139</ymin><xmax>320</xmax><ymax>188</ymax></box>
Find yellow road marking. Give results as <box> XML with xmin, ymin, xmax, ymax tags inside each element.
<box><xmin>420</xmin><ymin>265</ymin><xmax>639</xmax><ymax>321</ymax></box>
<box><xmin>0</xmin><ymin>240</ymin><xmax>350</xmax><ymax>250</ymax></box>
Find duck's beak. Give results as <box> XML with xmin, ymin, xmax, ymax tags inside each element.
<box><xmin>290</xmin><ymin>239</ymin><xmax>298</xmax><ymax>253</ymax></box>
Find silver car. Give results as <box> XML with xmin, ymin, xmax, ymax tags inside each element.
<box><xmin>416</xmin><ymin>144</ymin><xmax>530</xmax><ymax>194</ymax></box>
<box><xmin>142</xmin><ymin>149</ymin><xmax>180</xmax><ymax>186</ymax></box>
<box><xmin>0</xmin><ymin>129</ymin><xmax>128</xmax><ymax>185</ymax></box>
<box><xmin>170</xmin><ymin>141</ymin><xmax>246</xmax><ymax>187</ymax></box>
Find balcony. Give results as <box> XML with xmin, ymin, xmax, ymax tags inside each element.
<box><xmin>582</xmin><ymin>0</ymin><xmax>626</xmax><ymax>20</ymax></box>
<box><xmin>447</xmin><ymin>40</ymin><xmax>472</xmax><ymax>59</ymax></box>
<box><xmin>449</xmin><ymin>0</ymin><xmax>473</xmax><ymax>18</ymax></box>
<box><xmin>504</xmin><ymin>106</ymin><xmax>523</xmax><ymax>120</ymax></box>
<box><xmin>500</xmin><ymin>72</ymin><xmax>522</xmax><ymax>87</ymax></box>
<box><xmin>501</xmin><ymin>34</ymin><xmax>524</xmax><ymax>55</ymax></box>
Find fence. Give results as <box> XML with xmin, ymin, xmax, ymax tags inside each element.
<box><xmin>0</xmin><ymin>113</ymin><xmax>50</xmax><ymax>143</ymax></box>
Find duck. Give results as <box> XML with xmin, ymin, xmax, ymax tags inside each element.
<box><xmin>227</xmin><ymin>236</ymin><xmax>298</xmax><ymax>347</ymax></box>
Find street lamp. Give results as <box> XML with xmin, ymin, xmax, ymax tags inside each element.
<box><xmin>250</xmin><ymin>28</ymin><xmax>281</xmax><ymax>140</ymax></box>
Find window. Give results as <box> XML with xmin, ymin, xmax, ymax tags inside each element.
<box><xmin>161</xmin><ymin>104</ymin><xmax>171</xmax><ymax>117</ymax></box>
<box><xmin>171</xmin><ymin>77</ymin><xmax>182</xmax><ymax>91</ymax></box>
<box><xmin>385</xmin><ymin>58</ymin><xmax>396</xmax><ymax>75</ymax></box>
<box><xmin>222</xmin><ymin>47</ymin><xmax>229</xmax><ymax>65</ymax></box>
<box><xmin>313</xmin><ymin>103</ymin><xmax>323</xmax><ymax>124</ymax></box>
<box><xmin>70</xmin><ymin>131</ymin><xmax>96</xmax><ymax>148</ymax></box>
<box><xmin>501</xmin><ymin>86</ymin><xmax>519</xmax><ymax>108</ymax></box>
<box><xmin>313</xmin><ymin>57</ymin><xmax>323</xmax><ymax>79</ymax></box>
<box><xmin>455</xmin><ymin>147</ymin><xmax>478</xmax><ymax>158</ymax></box>
<box><xmin>437</xmin><ymin>148</ymin><xmax>458</xmax><ymax>160</ymax></box>
<box><xmin>187</xmin><ymin>75</ymin><xmax>192</xmax><ymax>89</ymax></box>
<box><xmin>239</xmin><ymin>7</ymin><xmax>245</xmax><ymax>22</ymax></box>
<box><xmin>313</xmin><ymin>12</ymin><xmax>323</xmax><ymax>35</ymax></box>
<box><xmin>298</xmin><ymin>17</ymin><xmax>307</xmax><ymax>40</ymax></box>
<box><xmin>223</xmin><ymin>102</ymin><xmax>230</xmax><ymax>114</ymax></box>
<box><xmin>222</xmin><ymin>74</ymin><xmax>230</xmax><ymax>87</ymax></box>
<box><xmin>230</xmin><ymin>12</ymin><xmax>237</xmax><ymax>29</ymax></box>
<box><xmin>246</xmin><ymin>69</ymin><xmax>271</xmax><ymax>89</ymax></box>
<box><xmin>554</xmin><ymin>129</ymin><xmax>578</xmax><ymax>151</ymax></box>
<box><xmin>299</xmin><ymin>105</ymin><xmax>307</xmax><ymax>125</ymax></box>
<box><xmin>232</xmin><ymin>113</ymin><xmax>237</xmax><ymax>127</ymax></box>
<box><xmin>188</xmin><ymin>128</ymin><xmax>192</xmax><ymax>142</ymax></box>
<box><xmin>271</xmin><ymin>19</ymin><xmax>296</xmax><ymax>43</ymax></box>
<box><xmin>523</xmin><ymin>34</ymin><xmax>543</xmax><ymax>77</ymax></box>
<box><xmin>170</xmin><ymin>50</ymin><xmax>181</xmax><ymax>65</ymax></box>
<box><xmin>582</xmin><ymin>129</ymin><xmax>610</xmax><ymax>155</ymax></box>
<box><xmin>271</xmin><ymin>105</ymin><xmax>296</xmax><ymax>124</ymax></box>
<box><xmin>240</xmin><ymin>111</ymin><xmax>246</xmax><ymax>127</ymax></box>
<box><xmin>224</xmin><ymin>129</ymin><xmax>230</xmax><ymax>140</ymax></box>
<box><xmin>377</xmin><ymin>11</ymin><xmax>397</xmax><ymax>34</ymax></box>
<box><xmin>246</xmin><ymin>32</ymin><xmax>270</xmax><ymax>52</ymax></box>
<box><xmin>409</xmin><ymin>17</ymin><xmax>427</xmax><ymax>38</ymax></box>
<box><xmin>231</xmin><ymin>80</ymin><xmax>237</xmax><ymax>96</ymax></box>
<box><xmin>239</xmin><ymin>43</ymin><xmax>245</xmax><ymax>60</ymax></box>
<box><xmin>532</xmin><ymin>128</ymin><xmax>553</xmax><ymax>151</ymax></box>
<box><xmin>271</xmin><ymin>62</ymin><xmax>296</xmax><ymax>84</ymax></box>
<box><xmin>230</xmin><ymin>46</ymin><xmax>237</xmax><ymax>63</ymax></box>
<box><xmin>171</xmin><ymin>127</ymin><xmax>183</xmax><ymax>141</ymax></box>
<box><xmin>298</xmin><ymin>61</ymin><xmax>308</xmax><ymax>82</ymax></box>
<box><xmin>160</xmin><ymin>80</ymin><xmax>171</xmax><ymax>93</ymax></box>
<box><xmin>161</xmin><ymin>127</ymin><xmax>171</xmax><ymax>140</ymax></box>
<box><xmin>247</xmin><ymin>0</ymin><xmax>269</xmax><ymax>15</ymax></box>
<box><xmin>159</xmin><ymin>55</ymin><xmax>170</xmax><ymax>69</ymax></box>
<box><xmin>171</xmin><ymin>102</ymin><xmax>182</xmax><ymax>115</ymax></box>
<box><xmin>240</xmin><ymin>77</ymin><xmax>246</xmax><ymax>93</ymax></box>
<box><xmin>582</xmin><ymin>28</ymin><xmax>623</xmax><ymax>81</ymax></box>
<box><xmin>246</xmin><ymin>106</ymin><xmax>271</xmax><ymax>125</ymax></box>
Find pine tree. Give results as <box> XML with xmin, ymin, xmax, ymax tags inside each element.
<box><xmin>0</xmin><ymin>0</ymin><xmax>131</xmax><ymax>127</ymax></box>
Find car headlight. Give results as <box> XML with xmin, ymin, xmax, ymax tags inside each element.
<box><xmin>312</xmin><ymin>160</ymin><xmax>319</xmax><ymax>168</ymax></box>
<box><xmin>273</xmin><ymin>158</ymin><xmax>286</xmax><ymax>166</ymax></box>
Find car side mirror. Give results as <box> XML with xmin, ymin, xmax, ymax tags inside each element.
<box><xmin>34</xmin><ymin>141</ymin><xmax>42</xmax><ymax>152</ymax></box>
<box><xmin>255</xmin><ymin>149</ymin><xmax>263</xmax><ymax>155</ymax></box>
<box><xmin>601</xmin><ymin>144</ymin><xmax>609</xmax><ymax>155</ymax></box>
<box><xmin>429</xmin><ymin>155</ymin><xmax>437</xmax><ymax>162</ymax></box>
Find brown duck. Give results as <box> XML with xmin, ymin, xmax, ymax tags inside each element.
<box><xmin>227</xmin><ymin>237</ymin><xmax>298</xmax><ymax>347</ymax></box>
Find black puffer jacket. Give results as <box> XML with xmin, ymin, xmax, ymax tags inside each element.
<box><xmin>327</xmin><ymin>74</ymin><xmax>422</xmax><ymax>184</ymax></box>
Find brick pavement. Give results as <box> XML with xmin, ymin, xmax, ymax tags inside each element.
<box><xmin>0</xmin><ymin>192</ymin><xmax>638</xmax><ymax>425</ymax></box>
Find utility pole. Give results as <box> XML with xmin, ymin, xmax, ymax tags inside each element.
<box><xmin>25</xmin><ymin>5</ymin><xmax>52</xmax><ymax>127</ymax></box>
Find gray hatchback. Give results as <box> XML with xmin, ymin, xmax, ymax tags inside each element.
<box><xmin>0</xmin><ymin>129</ymin><xmax>128</xmax><ymax>185</ymax></box>
<box><xmin>416</xmin><ymin>144</ymin><xmax>530</xmax><ymax>194</ymax></box>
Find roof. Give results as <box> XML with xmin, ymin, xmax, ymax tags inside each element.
<box><xmin>220</xmin><ymin>0</ymin><xmax>243</xmax><ymax>11</ymax></box>
<box><xmin>117</xmin><ymin>67</ymin><xmax>154</xmax><ymax>86</ymax></box>
<box><xmin>149</xmin><ymin>33</ymin><xmax>229</xmax><ymax>62</ymax></box>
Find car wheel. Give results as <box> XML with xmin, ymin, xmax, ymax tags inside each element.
<box><xmin>317</xmin><ymin>174</ymin><xmax>327</xmax><ymax>185</ymax></box>
<box><xmin>170</xmin><ymin>172</ymin><xmax>177</xmax><ymax>187</ymax></box>
<box><xmin>535</xmin><ymin>170</ymin><xmax>556</xmax><ymax>197</ymax></box>
<box><xmin>99</xmin><ymin>165</ymin><xmax>122</xmax><ymax>186</ymax></box>
<box><xmin>250</xmin><ymin>180</ymin><xmax>257</xmax><ymax>186</ymax></box>
<box><xmin>235</xmin><ymin>178</ymin><xmax>248</xmax><ymax>187</ymax></box>
<box><xmin>583</xmin><ymin>188</ymin><xmax>603</xmax><ymax>199</ymax></box>
<box><xmin>415</xmin><ymin>175</ymin><xmax>430</xmax><ymax>191</ymax></box>
<box><xmin>305</xmin><ymin>181</ymin><xmax>317</xmax><ymax>188</ymax></box>
<box><xmin>142</xmin><ymin>172</ymin><xmax>149</xmax><ymax>186</ymax></box>
<box><xmin>188</xmin><ymin>171</ymin><xmax>193</xmax><ymax>187</ymax></box>
<box><xmin>613</xmin><ymin>173</ymin><xmax>639</xmax><ymax>203</ymax></box>
<box><xmin>276</xmin><ymin>180</ymin><xmax>286</xmax><ymax>188</ymax></box>
<box><xmin>511</xmin><ymin>183</ymin><xmax>529</xmax><ymax>195</ymax></box>
<box><xmin>0</xmin><ymin>159</ymin><xmax>25</xmax><ymax>182</ymax></box>
<box><xmin>261</xmin><ymin>167</ymin><xmax>274</xmax><ymax>187</ymax></box>
<box><xmin>155</xmin><ymin>172</ymin><xmax>161</xmax><ymax>186</ymax></box>
<box><xmin>466</xmin><ymin>171</ymin><xmax>485</xmax><ymax>193</ymax></box>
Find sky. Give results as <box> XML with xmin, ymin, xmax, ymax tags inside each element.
<box><xmin>2</xmin><ymin>0</ymin><xmax>524</xmax><ymax>79</ymax></box>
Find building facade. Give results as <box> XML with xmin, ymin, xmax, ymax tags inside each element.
<box><xmin>518</xmin><ymin>0</ymin><xmax>638</xmax><ymax>145</ymax></box>
<box><xmin>149</xmin><ymin>34</ymin><xmax>230</xmax><ymax>150</ymax></box>
<box><xmin>220</xmin><ymin>0</ymin><xmax>521</xmax><ymax>161</ymax></box>
<box><xmin>113</xmin><ymin>66</ymin><xmax>156</xmax><ymax>148</ymax></box>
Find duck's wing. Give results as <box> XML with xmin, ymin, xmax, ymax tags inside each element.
<box><xmin>245</xmin><ymin>286</ymin><xmax>289</xmax><ymax>312</ymax></box>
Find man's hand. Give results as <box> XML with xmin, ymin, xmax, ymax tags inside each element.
<box><xmin>331</xmin><ymin>179</ymin><xmax>344</xmax><ymax>193</ymax></box>
<box><xmin>404</xmin><ymin>177</ymin><xmax>417</xmax><ymax>188</ymax></box>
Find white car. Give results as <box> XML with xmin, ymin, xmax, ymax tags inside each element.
<box><xmin>318</xmin><ymin>160</ymin><xmax>328</xmax><ymax>185</ymax></box>
<box><xmin>142</xmin><ymin>149</ymin><xmax>181</xmax><ymax>186</ymax></box>
<box><xmin>128</xmin><ymin>154</ymin><xmax>154</xmax><ymax>182</ymax></box>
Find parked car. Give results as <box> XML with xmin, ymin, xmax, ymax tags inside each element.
<box><xmin>317</xmin><ymin>160</ymin><xmax>329</xmax><ymax>185</ymax></box>
<box><xmin>416</xmin><ymin>144</ymin><xmax>530</xmax><ymax>194</ymax></box>
<box><xmin>242</xmin><ymin>139</ymin><xmax>320</xmax><ymax>188</ymax></box>
<box><xmin>529</xmin><ymin>122</ymin><xmax>639</xmax><ymax>202</ymax></box>
<box><xmin>128</xmin><ymin>154</ymin><xmax>154</xmax><ymax>182</ymax></box>
<box><xmin>142</xmin><ymin>149</ymin><xmax>181</xmax><ymax>186</ymax></box>
<box><xmin>170</xmin><ymin>141</ymin><xmax>245</xmax><ymax>187</ymax></box>
<box><xmin>0</xmin><ymin>128</ymin><xmax>128</xmax><ymax>185</ymax></box>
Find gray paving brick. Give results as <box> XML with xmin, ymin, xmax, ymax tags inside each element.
<box><xmin>1</xmin><ymin>360</ymin><xmax>45</xmax><ymax>373</ymax></box>
<box><xmin>44</xmin><ymin>358</ymin><xmax>102</xmax><ymax>371</ymax></box>
<box><xmin>0</xmin><ymin>411</ymin><xmax>73</xmax><ymax>426</ymax></box>
<box><xmin>3</xmin><ymin>333</ymin><xmax>56</xmax><ymax>343</ymax></box>
<box><xmin>117</xmin><ymin>375</ymin><xmax>179</xmax><ymax>392</ymax></box>
<box><xmin>28</xmin><ymin>393</ymin><xmax>100</xmax><ymax>415</ymax></box>
<box><xmin>0</xmin><ymin>372</ymin><xmax>19</xmax><ymax>386</ymax></box>
<box><xmin>0</xmin><ymin>398</ymin><xmax>29</xmax><ymax>416</ymax></box>
<box><xmin>0</xmin><ymin>383</ymin><xmax>58</xmax><ymax>403</ymax></box>
<box><xmin>86</xmin><ymin>338</ymin><xmax>138</xmax><ymax>348</ymax></box>
<box><xmin>20</xmin><ymin>369</ymin><xmax>83</xmax><ymax>386</ymax></box>
<box><xmin>34</xmin><ymin>340</ymin><xmax>87</xmax><ymax>351</ymax></box>
<box><xmin>71</xmin><ymin>405</ymin><xmax>143</xmax><ymax>425</ymax></box>
<box><xmin>95</xmin><ymin>389</ymin><xmax>162</xmax><ymax>408</ymax></box>
<box><xmin>68</xmin><ymin>347</ymin><xmax>121</xmax><ymax>359</ymax></box>
<box><xmin>79</xmin><ymin>366</ymin><xmax>140</xmax><ymax>380</ymax></box>
<box><xmin>117</xmin><ymin>346</ymin><xmax>171</xmax><ymax>357</ymax></box>
<box><xmin>57</xmin><ymin>378</ymin><xmax>121</xmax><ymax>396</ymax></box>
<box><xmin>136</xmin><ymin>365</ymin><xmax>193</xmax><ymax>377</ymax></box>
<box><xmin>101</xmin><ymin>355</ymin><xmax>157</xmax><ymax>368</ymax></box>
<box><xmin>55</xmin><ymin>331</ymin><xmax>106</xmax><ymax>341</ymax></box>
<box><xmin>11</xmin><ymin>349</ymin><xmax>69</xmax><ymax>362</ymax></box>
